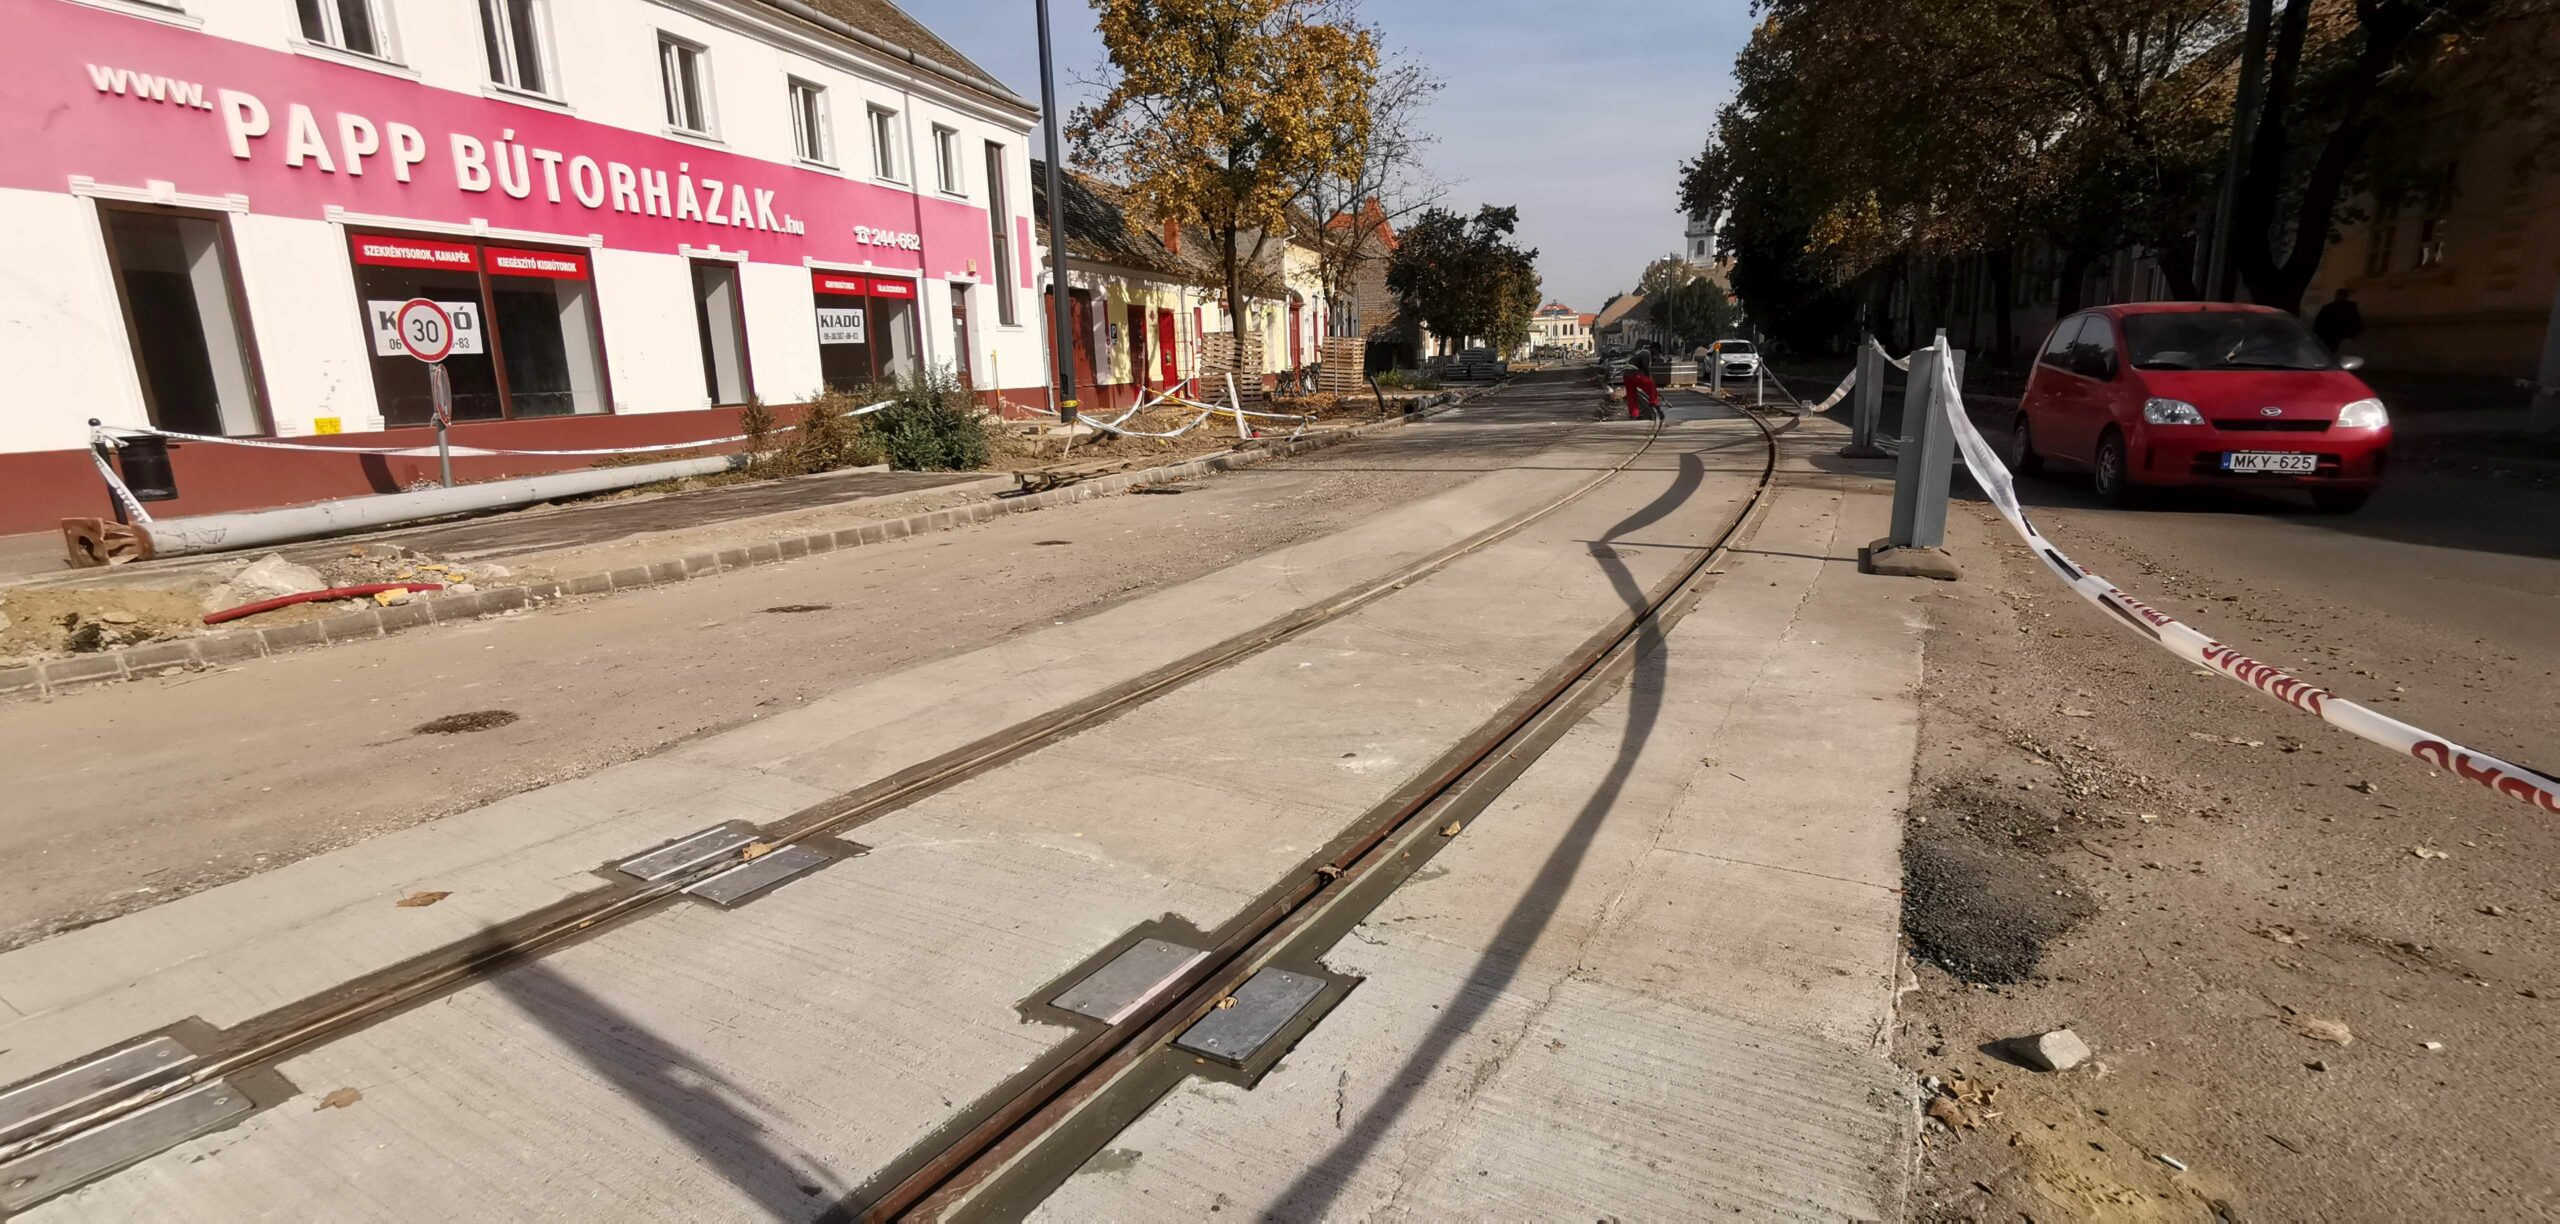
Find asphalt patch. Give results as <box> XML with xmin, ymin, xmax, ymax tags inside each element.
<box><xmin>1901</xmin><ymin>777</ymin><xmax>2094</xmax><ymax>984</ymax></box>
<box><xmin>412</xmin><ymin>710</ymin><xmax>521</xmax><ymax>735</ymax></box>
<box><xmin>759</xmin><ymin>604</ymin><xmax>834</xmax><ymax>614</ymax></box>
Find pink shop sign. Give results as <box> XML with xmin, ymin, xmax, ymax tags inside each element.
<box><xmin>5</xmin><ymin>2</ymin><xmax>999</xmax><ymax>277</ymax></box>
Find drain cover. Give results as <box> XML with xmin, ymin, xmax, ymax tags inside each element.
<box><xmin>1174</xmin><ymin>968</ymin><xmax>1325</xmax><ymax>1066</ymax></box>
<box><xmin>0</xmin><ymin>1081</ymin><xmax>251</xmax><ymax>1213</ymax></box>
<box><xmin>1052</xmin><ymin>939</ymin><xmax>1206</xmax><ymax>1025</ymax></box>
<box><xmin>683</xmin><ymin>844</ymin><xmax>830</xmax><ymax>907</ymax></box>
<box><xmin>615</xmin><ymin>824</ymin><xmax>760</xmax><ymax>882</ymax></box>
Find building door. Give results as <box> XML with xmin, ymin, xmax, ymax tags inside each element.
<box><xmin>100</xmin><ymin>206</ymin><xmax>265</xmax><ymax>437</ymax></box>
<box><xmin>1042</xmin><ymin>289</ymin><xmax>1100</xmax><ymax>402</ymax></box>
<box><xmin>690</xmin><ymin>261</ymin><xmax>753</xmax><ymax>405</ymax></box>
<box><xmin>949</xmin><ymin>283</ymin><xmax>973</xmax><ymax>386</ymax></box>
<box><xmin>1156</xmin><ymin>310</ymin><xmax>1178</xmax><ymax>386</ymax></box>
<box><xmin>1128</xmin><ymin>303</ymin><xmax>1150</xmax><ymax>391</ymax></box>
<box><xmin>1289</xmin><ymin>295</ymin><xmax>1304</xmax><ymax>373</ymax></box>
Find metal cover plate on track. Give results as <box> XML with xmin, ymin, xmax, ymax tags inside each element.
<box><xmin>617</xmin><ymin>824</ymin><xmax>759</xmax><ymax>881</ymax></box>
<box><xmin>0</xmin><ymin>1036</ymin><xmax>193</xmax><ymax>1144</ymax></box>
<box><xmin>0</xmin><ymin>1080</ymin><xmax>251</xmax><ymax>1213</ymax></box>
<box><xmin>1175</xmin><ymin>968</ymin><xmax>1325</xmax><ymax>1066</ymax></box>
<box><xmin>682</xmin><ymin>844</ymin><xmax>830</xmax><ymax>907</ymax></box>
<box><xmin>1052</xmin><ymin>939</ymin><xmax>1206</xmax><ymax>1024</ymax></box>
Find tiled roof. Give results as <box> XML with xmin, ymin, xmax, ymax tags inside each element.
<box><xmin>758</xmin><ymin>0</ymin><xmax>1025</xmax><ymax>107</ymax></box>
<box><xmin>1030</xmin><ymin>162</ymin><xmax>1286</xmax><ymax>298</ymax></box>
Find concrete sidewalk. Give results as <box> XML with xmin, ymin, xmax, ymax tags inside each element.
<box><xmin>7</xmin><ymin>402</ymin><xmax>1929</xmax><ymax>1222</ymax></box>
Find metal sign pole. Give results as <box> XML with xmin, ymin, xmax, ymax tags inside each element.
<box><xmin>429</xmin><ymin>364</ymin><xmax>455</xmax><ymax>488</ymax></box>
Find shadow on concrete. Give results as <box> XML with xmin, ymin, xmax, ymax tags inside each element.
<box><xmin>482</xmin><ymin>953</ymin><xmax>840</xmax><ymax>1220</ymax></box>
<box><xmin>1268</xmin><ymin>445</ymin><xmax>1710</xmax><ymax>1217</ymax></box>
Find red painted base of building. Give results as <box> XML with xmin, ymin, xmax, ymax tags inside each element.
<box><xmin>0</xmin><ymin>404</ymin><xmax>815</xmax><ymax>536</ymax></box>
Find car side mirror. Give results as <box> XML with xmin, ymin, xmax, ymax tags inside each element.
<box><xmin>2338</xmin><ymin>355</ymin><xmax>2365</xmax><ymax>371</ymax></box>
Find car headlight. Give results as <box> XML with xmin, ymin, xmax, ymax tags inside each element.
<box><xmin>2338</xmin><ymin>397</ymin><xmax>2388</xmax><ymax>429</ymax></box>
<box><xmin>2142</xmin><ymin>397</ymin><xmax>2205</xmax><ymax>425</ymax></box>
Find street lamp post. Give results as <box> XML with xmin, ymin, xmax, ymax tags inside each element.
<box><xmin>1035</xmin><ymin>0</ymin><xmax>1079</xmax><ymax>425</ymax></box>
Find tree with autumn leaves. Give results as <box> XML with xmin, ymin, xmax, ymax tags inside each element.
<box><xmin>1687</xmin><ymin>0</ymin><xmax>2560</xmax><ymax>357</ymax></box>
<box><xmin>1070</xmin><ymin>0</ymin><xmax>1379</xmax><ymax>340</ymax></box>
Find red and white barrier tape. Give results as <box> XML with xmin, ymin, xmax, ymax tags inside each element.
<box><xmin>1925</xmin><ymin>345</ymin><xmax>2560</xmax><ymax>814</ymax></box>
<box><xmin>86</xmin><ymin>447</ymin><xmax>154</xmax><ymax>524</ymax></box>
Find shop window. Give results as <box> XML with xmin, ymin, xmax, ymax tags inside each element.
<box><xmin>984</xmin><ymin>143</ymin><xmax>1017</xmax><ymax>326</ymax></box>
<box><xmin>869</xmin><ymin>106</ymin><xmax>903</xmax><ymax>181</ymax></box>
<box><xmin>790</xmin><ymin>79</ymin><xmax>831</xmax><ymax>165</ymax></box>
<box><xmin>949</xmin><ymin>283</ymin><xmax>973</xmax><ymax>385</ymax></box>
<box><xmin>933</xmin><ymin>125</ymin><xmax>962</xmax><ymax>194</ymax></box>
<box><xmin>659</xmin><ymin>34</ymin><xmax>712</xmax><ymax>135</ymax></box>
<box><xmin>692</xmin><ymin>261</ymin><xmax>753</xmax><ymax>405</ymax></box>
<box><xmin>349</xmin><ymin>232</ymin><xmax>608</xmax><ymax>427</ymax></box>
<box><xmin>101</xmin><ymin>207</ymin><xmax>265</xmax><ymax>438</ymax></box>
<box><xmin>812</xmin><ymin>272</ymin><xmax>921</xmax><ymax>390</ymax></box>
<box><xmin>298</xmin><ymin>0</ymin><xmax>392</xmax><ymax>58</ymax></box>
<box><xmin>479</xmin><ymin>0</ymin><xmax>552</xmax><ymax>97</ymax></box>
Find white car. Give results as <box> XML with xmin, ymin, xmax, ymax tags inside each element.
<box><xmin>1708</xmin><ymin>340</ymin><xmax>1761</xmax><ymax>380</ymax></box>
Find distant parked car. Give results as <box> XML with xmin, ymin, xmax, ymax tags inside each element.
<box><xmin>2010</xmin><ymin>303</ymin><xmax>2391</xmax><ymax>513</ymax></box>
<box><xmin>1707</xmin><ymin>339</ymin><xmax>1761</xmax><ymax>380</ymax></box>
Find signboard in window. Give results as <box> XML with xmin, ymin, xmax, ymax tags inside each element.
<box><xmin>869</xmin><ymin>277</ymin><xmax>917</xmax><ymax>300</ymax></box>
<box><xmin>813</xmin><ymin>272</ymin><xmax>870</xmax><ymax>296</ymax></box>
<box><xmin>485</xmin><ymin>246</ymin><xmax>591</xmax><ymax>279</ymax></box>
<box><xmin>816</xmin><ymin>306</ymin><xmax>867</xmax><ymax>346</ymax></box>
<box><xmin>367</xmin><ymin>299</ymin><xmax>485</xmax><ymax>357</ymax></box>
<box><xmin>352</xmin><ymin>236</ymin><xmax>480</xmax><ymax>272</ymax></box>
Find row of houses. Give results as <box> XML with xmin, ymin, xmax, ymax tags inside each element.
<box><xmin>0</xmin><ymin>0</ymin><xmax>1430</xmax><ymax>533</ymax></box>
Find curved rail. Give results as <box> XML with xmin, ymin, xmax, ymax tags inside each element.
<box><xmin>870</xmin><ymin>394</ymin><xmax>1786</xmax><ymax>1221</ymax></box>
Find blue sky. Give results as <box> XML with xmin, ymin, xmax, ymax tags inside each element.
<box><xmin>919</xmin><ymin>1</ymin><xmax>1756</xmax><ymax>312</ymax></box>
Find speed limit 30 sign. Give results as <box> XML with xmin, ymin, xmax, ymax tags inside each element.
<box><xmin>396</xmin><ymin>299</ymin><xmax>453</xmax><ymax>362</ymax></box>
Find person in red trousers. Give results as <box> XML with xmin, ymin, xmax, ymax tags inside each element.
<box><xmin>1622</xmin><ymin>351</ymin><xmax>1662</xmax><ymax>421</ymax></box>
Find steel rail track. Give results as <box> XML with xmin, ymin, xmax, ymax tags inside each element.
<box><xmin>0</xmin><ymin>381</ymin><xmax>1681</xmax><ymax>1203</ymax></box>
<box><xmin>862</xmin><ymin>395</ymin><xmax>1785</xmax><ymax>1222</ymax></box>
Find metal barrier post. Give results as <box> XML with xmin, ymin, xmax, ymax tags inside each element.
<box><xmin>1866</xmin><ymin>333</ymin><xmax>1962</xmax><ymax>580</ymax></box>
<box><xmin>1710</xmin><ymin>350</ymin><xmax>1723</xmax><ymax>397</ymax></box>
<box><xmin>1841</xmin><ymin>337</ymin><xmax>1888</xmax><ymax>458</ymax></box>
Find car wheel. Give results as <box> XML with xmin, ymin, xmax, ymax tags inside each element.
<box><xmin>2310</xmin><ymin>488</ymin><xmax>2371</xmax><ymax>514</ymax></box>
<box><xmin>2009</xmin><ymin>414</ymin><xmax>2044</xmax><ymax>475</ymax></box>
<box><xmin>2091</xmin><ymin>430</ymin><xmax>2139</xmax><ymax>507</ymax></box>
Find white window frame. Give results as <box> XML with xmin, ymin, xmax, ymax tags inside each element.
<box><xmin>868</xmin><ymin>105</ymin><xmax>904</xmax><ymax>183</ymax></box>
<box><xmin>933</xmin><ymin>124</ymin><xmax>963</xmax><ymax>196</ymax></box>
<box><xmin>297</xmin><ymin>0</ymin><xmax>400</xmax><ymax>62</ymax></box>
<box><xmin>789</xmin><ymin>78</ymin><xmax>833</xmax><ymax>167</ymax></box>
<box><xmin>479</xmin><ymin>0</ymin><xmax>557</xmax><ymax>98</ymax></box>
<box><xmin>658</xmin><ymin>33</ymin><xmax>716</xmax><ymax>138</ymax></box>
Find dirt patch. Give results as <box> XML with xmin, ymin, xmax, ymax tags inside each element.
<box><xmin>0</xmin><ymin>587</ymin><xmax>206</xmax><ymax>663</ymax></box>
<box><xmin>413</xmin><ymin>710</ymin><xmax>520</xmax><ymax>735</ymax></box>
<box><xmin>1903</xmin><ymin>778</ymin><xmax>2096</xmax><ymax>984</ymax></box>
<box><xmin>1895</xmin><ymin>498</ymin><xmax>2560</xmax><ymax>1222</ymax></box>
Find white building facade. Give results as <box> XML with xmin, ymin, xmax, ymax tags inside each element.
<box><xmin>0</xmin><ymin>0</ymin><xmax>1043</xmax><ymax>529</ymax></box>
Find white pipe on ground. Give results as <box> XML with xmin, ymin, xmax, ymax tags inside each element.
<box><xmin>81</xmin><ymin>452</ymin><xmax>748</xmax><ymax>563</ymax></box>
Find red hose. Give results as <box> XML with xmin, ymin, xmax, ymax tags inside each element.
<box><xmin>202</xmin><ymin>582</ymin><xmax>445</xmax><ymax>626</ymax></box>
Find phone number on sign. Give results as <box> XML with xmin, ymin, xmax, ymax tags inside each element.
<box><xmin>854</xmin><ymin>226</ymin><xmax>922</xmax><ymax>250</ymax></box>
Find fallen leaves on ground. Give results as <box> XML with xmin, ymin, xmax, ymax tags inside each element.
<box><xmin>741</xmin><ymin>841</ymin><xmax>776</xmax><ymax>861</ymax></box>
<box><xmin>314</xmin><ymin>1087</ymin><xmax>362</xmax><ymax>1110</ymax></box>
<box><xmin>1926</xmin><ymin>1096</ymin><xmax>1980</xmax><ymax>1131</ymax></box>
<box><xmin>394</xmin><ymin>890</ymin><xmax>450</xmax><ymax>908</ymax></box>
<box><xmin>2412</xmin><ymin>846</ymin><xmax>2451</xmax><ymax>860</ymax></box>
<box><xmin>1440</xmin><ymin>821</ymin><xmax>1463</xmax><ymax>837</ymax></box>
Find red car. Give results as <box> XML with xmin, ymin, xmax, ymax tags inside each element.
<box><xmin>2009</xmin><ymin>302</ymin><xmax>2391</xmax><ymax>513</ymax></box>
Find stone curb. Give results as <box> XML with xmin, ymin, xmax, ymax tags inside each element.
<box><xmin>0</xmin><ymin>396</ymin><xmax>1476</xmax><ymax>705</ymax></box>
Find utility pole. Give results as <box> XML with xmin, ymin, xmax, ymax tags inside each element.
<box><xmin>2206</xmin><ymin>0</ymin><xmax>2273</xmax><ymax>301</ymax></box>
<box><xmin>1035</xmin><ymin>0</ymin><xmax>1079</xmax><ymax>425</ymax></box>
